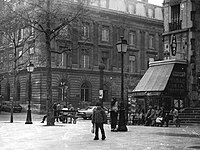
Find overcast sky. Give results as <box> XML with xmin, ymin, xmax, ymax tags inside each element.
<box><xmin>148</xmin><ymin>0</ymin><xmax>163</xmax><ymax>6</ymax></box>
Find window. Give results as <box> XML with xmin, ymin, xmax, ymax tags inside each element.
<box><xmin>81</xmin><ymin>82</ymin><xmax>90</xmax><ymax>102</ymax></box>
<box><xmin>171</xmin><ymin>4</ymin><xmax>180</xmax><ymax>23</ymax></box>
<box><xmin>57</xmin><ymin>46</ymin><xmax>71</xmax><ymax>68</ymax></box>
<box><xmin>9</xmin><ymin>54</ymin><xmax>13</xmax><ymax>60</ymax></box>
<box><xmin>18</xmin><ymin>28</ymin><xmax>24</xmax><ymax>41</ymax></box>
<box><xmin>57</xmin><ymin>53</ymin><xmax>67</xmax><ymax>67</ymax></box>
<box><xmin>82</xmin><ymin>23</ymin><xmax>89</xmax><ymax>39</ymax></box>
<box><xmin>30</xmin><ymin>47</ymin><xmax>34</xmax><ymax>54</ymax></box>
<box><xmin>30</xmin><ymin>25</ymin><xmax>34</xmax><ymax>36</ymax></box>
<box><xmin>90</xmin><ymin>0</ymin><xmax>99</xmax><ymax>6</ymax></box>
<box><xmin>100</xmin><ymin>0</ymin><xmax>107</xmax><ymax>8</ymax></box>
<box><xmin>148</xmin><ymin>8</ymin><xmax>154</xmax><ymax>18</ymax></box>
<box><xmin>149</xmin><ymin>35</ymin><xmax>154</xmax><ymax>49</ymax></box>
<box><xmin>128</xmin><ymin>4</ymin><xmax>135</xmax><ymax>14</ymax></box>
<box><xmin>18</xmin><ymin>50</ymin><xmax>22</xmax><ymax>57</ymax></box>
<box><xmin>170</xmin><ymin>4</ymin><xmax>181</xmax><ymax>31</ymax></box>
<box><xmin>51</xmin><ymin>53</ymin><xmax>56</xmax><ymax>66</ymax></box>
<box><xmin>102</xmin><ymin>26</ymin><xmax>109</xmax><ymax>42</ymax></box>
<box><xmin>129</xmin><ymin>31</ymin><xmax>136</xmax><ymax>46</ymax></box>
<box><xmin>102</xmin><ymin>51</ymin><xmax>109</xmax><ymax>70</ymax></box>
<box><xmin>60</xmin><ymin>25</ymin><xmax>69</xmax><ymax>37</ymax></box>
<box><xmin>129</xmin><ymin>55</ymin><xmax>136</xmax><ymax>73</ymax></box>
<box><xmin>81</xmin><ymin>54</ymin><xmax>89</xmax><ymax>68</ymax></box>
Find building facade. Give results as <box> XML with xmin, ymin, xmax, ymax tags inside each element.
<box><xmin>132</xmin><ymin>0</ymin><xmax>200</xmax><ymax>113</ymax></box>
<box><xmin>0</xmin><ymin>0</ymin><xmax>163</xmax><ymax>112</ymax></box>
<box><xmin>163</xmin><ymin>0</ymin><xmax>200</xmax><ymax>107</ymax></box>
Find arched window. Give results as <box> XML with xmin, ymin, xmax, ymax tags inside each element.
<box><xmin>81</xmin><ymin>82</ymin><xmax>91</xmax><ymax>102</ymax></box>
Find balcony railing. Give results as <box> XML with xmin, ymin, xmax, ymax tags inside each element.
<box><xmin>169</xmin><ymin>20</ymin><xmax>182</xmax><ymax>31</ymax></box>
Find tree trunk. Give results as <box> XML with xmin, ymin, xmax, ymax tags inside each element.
<box><xmin>10</xmin><ymin>45</ymin><xmax>17</xmax><ymax>123</ymax></box>
<box><xmin>46</xmin><ymin>0</ymin><xmax>54</xmax><ymax>126</ymax></box>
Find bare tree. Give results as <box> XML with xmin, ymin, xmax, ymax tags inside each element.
<box><xmin>9</xmin><ymin>0</ymin><xmax>89</xmax><ymax>125</ymax></box>
<box><xmin>0</xmin><ymin>1</ymin><xmax>37</xmax><ymax>123</ymax></box>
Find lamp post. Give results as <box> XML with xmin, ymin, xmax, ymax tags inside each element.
<box><xmin>59</xmin><ymin>80</ymin><xmax>68</xmax><ymax>106</ymax></box>
<box><xmin>25</xmin><ymin>62</ymin><xmax>34</xmax><ymax>124</ymax></box>
<box><xmin>60</xmin><ymin>81</ymin><xmax>66</xmax><ymax>102</ymax></box>
<box><xmin>99</xmin><ymin>61</ymin><xmax>105</xmax><ymax>106</ymax></box>
<box><xmin>116</xmin><ymin>36</ymin><xmax>128</xmax><ymax>132</ymax></box>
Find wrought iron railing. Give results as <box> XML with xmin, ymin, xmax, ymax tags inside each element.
<box><xmin>169</xmin><ymin>20</ymin><xmax>182</xmax><ymax>31</ymax></box>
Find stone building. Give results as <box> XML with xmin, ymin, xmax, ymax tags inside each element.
<box><xmin>162</xmin><ymin>0</ymin><xmax>200</xmax><ymax>107</ymax></box>
<box><xmin>0</xmin><ymin>0</ymin><xmax>163</xmax><ymax>112</ymax></box>
<box><xmin>132</xmin><ymin>0</ymin><xmax>200</xmax><ymax>112</ymax></box>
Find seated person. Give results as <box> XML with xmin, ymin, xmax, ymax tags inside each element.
<box><xmin>144</xmin><ymin>105</ymin><xmax>155</xmax><ymax>126</ymax></box>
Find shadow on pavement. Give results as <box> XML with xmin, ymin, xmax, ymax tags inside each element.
<box><xmin>155</xmin><ymin>132</ymin><xmax>200</xmax><ymax>138</ymax></box>
<box><xmin>187</xmin><ymin>146</ymin><xmax>200</xmax><ymax>149</ymax></box>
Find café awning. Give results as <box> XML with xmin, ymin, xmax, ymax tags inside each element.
<box><xmin>133</xmin><ymin>63</ymin><xmax>174</xmax><ymax>96</ymax></box>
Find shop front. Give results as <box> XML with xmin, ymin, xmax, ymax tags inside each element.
<box><xmin>131</xmin><ymin>59</ymin><xmax>187</xmax><ymax>113</ymax></box>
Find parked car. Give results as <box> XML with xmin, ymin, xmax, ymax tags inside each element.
<box><xmin>1</xmin><ymin>102</ymin><xmax>22</xmax><ymax>113</ymax></box>
<box><xmin>77</xmin><ymin>106</ymin><xmax>109</xmax><ymax>120</ymax></box>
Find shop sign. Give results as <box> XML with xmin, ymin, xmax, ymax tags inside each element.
<box><xmin>170</xmin><ymin>34</ymin><xmax>177</xmax><ymax>56</ymax></box>
<box><xmin>168</xmin><ymin>76</ymin><xmax>186</xmax><ymax>92</ymax></box>
<box><xmin>172</xmin><ymin>71</ymin><xmax>186</xmax><ymax>77</ymax></box>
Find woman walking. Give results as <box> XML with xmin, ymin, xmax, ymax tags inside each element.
<box><xmin>110</xmin><ymin>98</ymin><xmax>118</xmax><ymax>132</ymax></box>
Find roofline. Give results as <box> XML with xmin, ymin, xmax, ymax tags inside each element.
<box><xmin>149</xmin><ymin>59</ymin><xmax>187</xmax><ymax>67</ymax></box>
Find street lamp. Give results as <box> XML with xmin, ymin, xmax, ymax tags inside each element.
<box><xmin>60</xmin><ymin>81</ymin><xmax>66</xmax><ymax>102</ymax></box>
<box><xmin>116</xmin><ymin>36</ymin><xmax>128</xmax><ymax>132</ymax></box>
<box><xmin>25</xmin><ymin>62</ymin><xmax>34</xmax><ymax>124</ymax></box>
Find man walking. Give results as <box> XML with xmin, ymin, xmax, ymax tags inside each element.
<box><xmin>92</xmin><ymin>102</ymin><xmax>107</xmax><ymax>140</ymax></box>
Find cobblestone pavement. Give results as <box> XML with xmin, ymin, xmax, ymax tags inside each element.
<box><xmin>0</xmin><ymin>112</ymin><xmax>200</xmax><ymax>150</ymax></box>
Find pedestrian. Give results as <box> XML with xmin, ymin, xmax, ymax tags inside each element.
<box><xmin>56</xmin><ymin>103</ymin><xmax>62</xmax><ymax>122</ymax></box>
<box><xmin>110</xmin><ymin>97</ymin><xmax>118</xmax><ymax>131</ymax></box>
<box><xmin>170</xmin><ymin>106</ymin><xmax>180</xmax><ymax>127</ymax></box>
<box><xmin>41</xmin><ymin>103</ymin><xmax>57</xmax><ymax>123</ymax></box>
<box><xmin>91</xmin><ymin>102</ymin><xmax>107</xmax><ymax>140</ymax></box>
<box><xmin>53</xmin><ymin>102</ymin><xmax>58</xmax><ymax>122</ymax></box>
<box><xmin>41</xmin><ymin>114</ymin><xmax>47</xmax><ymax>123</ymax></box>
<box><xmin>138</xmin><ymin>109</ymin><xmax>145</xmax><ymax>125</ymax></box>
<box><xmin>68</xmin><ymin>104</ymin><xmax>75</xmax><ymax>123</ymax></box>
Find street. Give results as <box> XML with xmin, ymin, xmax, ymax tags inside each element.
<box><xmin>0</xmin><ymin>112</ymin><xmax>200</xmax><ymax>150</ymax></box>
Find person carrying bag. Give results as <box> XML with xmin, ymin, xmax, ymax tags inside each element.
<box><xmin>91</xmin><ymin>102</ymin><xmax>106</xmax><ymax>140</ymax></box>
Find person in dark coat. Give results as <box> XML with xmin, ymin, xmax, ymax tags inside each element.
<box><xmin>110</xmin><ymin>97</ymin><xmax>118</xmax><ymax>131</ymax></box>
<box><xmin>41</xmin><ymin>102</ymin><xmax>57</xmax><ymax>123</ymax></box>
<box><xmin>144</xmin><ymin>105</ymin><xmax>155</xmax><ymax>126</ymax></box>
<box><xmin>92</xmin><ymin>102</ymin><xmax>107</xmax><ymax>140</ymax></box>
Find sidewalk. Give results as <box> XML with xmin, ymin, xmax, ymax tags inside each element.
<box><xmin>0</xmin><ymin>117</ymin><xmax>200</xmax><ymax>150</ymax></box>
